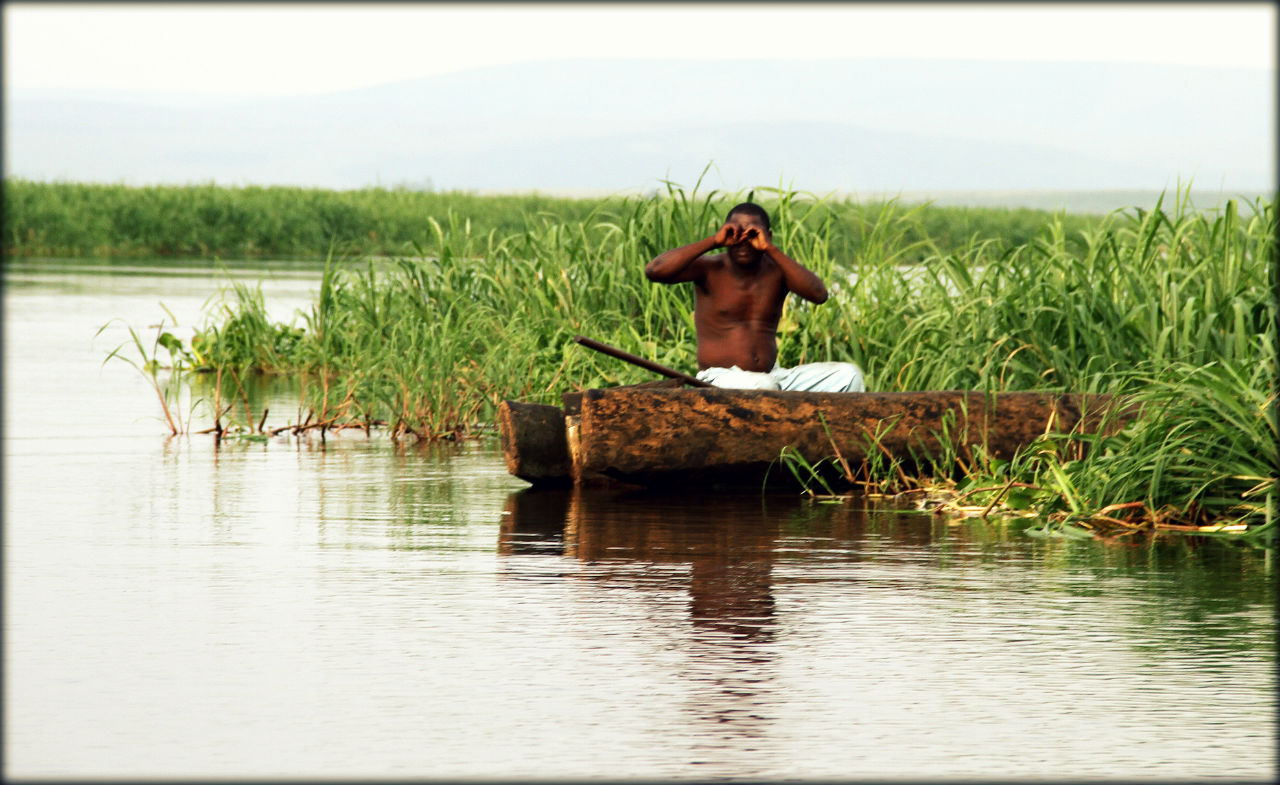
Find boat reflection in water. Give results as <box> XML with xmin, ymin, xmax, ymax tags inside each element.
<box><xmin>497</xmin><ymin>487</ymin><xmax>943</xmax><ymax>640</ymax></box>
<box><xmin>497</xmin><ymin>486</ymin><xmax>805</xmax><ymax>746</ymax></box>
<box><xmin>499</xmin><ymin>487</ymin><xmax>795</xmax><ymax>641</ymax></box>
<box><xmin>495</xmin><ymin>487</ymin><xmax>935</xmax><ymax>749</ymax></box>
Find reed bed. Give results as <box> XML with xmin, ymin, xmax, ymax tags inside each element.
<box><xmin>3</xmin><ymin>178</ymin><xmax>608</xmax><ymax>259</ymax></box>
<box><xmin>4</xmin><ymin>177</ymin><xmax>1100</xmax><ymax>262</ymax></box>
<box><xmin>105</xmin><ymin>181</ymin><xmax>1275</xmax><ymax>538</ymax></box>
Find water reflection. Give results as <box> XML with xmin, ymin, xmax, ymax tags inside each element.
<box><xmin>501</xmin><ymin>489</ymin><xmax>793</xmax><ymax>639</ymax></box>
<box><xmin>501</xmin><ymin>488</ymin><xmax>797</xmax><ymax>749</ymax></box>
<box><xmin>500</xmin><ymin>487</ymin><xmax>1276</xmax><ymax>680</ymax></box>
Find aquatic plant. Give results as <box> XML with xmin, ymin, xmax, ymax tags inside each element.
<box><xmin>99</xmin><ymin>308</ymin><xmax>197</xmax><ymax>435</ymax></box>
<box><xmin>103</xmin><ymin>178</ymin><xmax>1274</xmax><ymax>536</ymax></box>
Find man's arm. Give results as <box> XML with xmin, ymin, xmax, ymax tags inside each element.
<box><xmin>747</xmin><ymin>233</ymin><xmax>829</xmax><ymax>304</ymax></box>
<box><xmin>644</xmin><ymin>224</ymin><xmax>737</xmax><ymax>283</ymax></box>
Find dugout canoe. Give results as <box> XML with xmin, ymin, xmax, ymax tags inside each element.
<box><xmin>497</xmin><ymin>380</ymin><xmax>1132</xmax><ymax>489</ymax></box>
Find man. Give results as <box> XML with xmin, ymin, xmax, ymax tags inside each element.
<box><xmin>644</xmin><ymin>202</ymin><xmax>865</xmax><ymax>392</ymax></box>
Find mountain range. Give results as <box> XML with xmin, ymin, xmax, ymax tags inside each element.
<box><xmin>6</xmin><ymin>58</ymin><xmax>1272</xmax><ymax>194</ymax></box>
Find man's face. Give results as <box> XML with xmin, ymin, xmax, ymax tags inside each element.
<box><xmin>726</xmin><ymin>212</ymin><xmax>770</xmax><ymax>265</ymax></box>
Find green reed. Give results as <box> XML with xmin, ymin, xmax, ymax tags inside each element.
<box><xmin>99</xmin><ymin>309</ymin><xmax>192</xmax><ymax>435</ymax></box>
<box><xmin>3</xmin><ymin>179</ymin><xmax>609</xmax><ymax>258</ymax></box>
<box><xmin>108</xmin><ymin>179</ymin><xmax>1274</xmax><ymax>533</ymax></box>
<box><xmin>4</xmin><ymin>177</ymin><xmax>1103</xmax><ymax>262</ymax></box>
<box><xmin>798</xmin><ymin>188</ymin><xmax>1274</xmax><ymax>395</ymax></box>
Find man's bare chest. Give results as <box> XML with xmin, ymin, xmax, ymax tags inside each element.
<box><xmin>697</xmin><ymin>271</ymin><xmax>786</xmax><ymax>322</ymax></box>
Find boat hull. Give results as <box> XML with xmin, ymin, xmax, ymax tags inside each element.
<box><xmin>499</xmin><ymin>386</ymin><xmax>1129</xmax><ymax>489</ymax></box>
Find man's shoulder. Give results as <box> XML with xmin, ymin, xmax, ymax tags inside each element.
<box><xmin>690</xmin><ymin>251</ymin><xmax>729</xmax><ymax>276</ymax></box>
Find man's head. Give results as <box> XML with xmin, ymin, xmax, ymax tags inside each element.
<box><xmin>725</xmin><ymin>202</ymin><xmax>771</xmax><ymax>264</ymax></box>
<box><xmin>726</xmin><ymin>202</ymin><xmax>771</xmax><ymax>233</ymax></box>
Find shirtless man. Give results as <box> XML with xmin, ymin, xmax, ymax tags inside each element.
<box><xmin>644</xmin><ymin>202</ymin><xmax>865</xmax><ymax>392</ymax></box>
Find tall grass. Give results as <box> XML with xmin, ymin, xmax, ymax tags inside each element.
<box><xmin>3</xmin><ymin>179</ymin><xmax>608</xmax><ymax>258</ymax></box>
<box><xmin>4</xmin><ymin>177</ymin><xmax>1102</xmax><ymax>262</ymax></box>
<box><xmin>114</xmin><ymin>180</ymin><xmax>1275</xmax><ymax>533</ymax></box>
<box><xmin>800</xmin><ymin>189</ymin><xmax>1273</xmax><ymax>393</ymax></box>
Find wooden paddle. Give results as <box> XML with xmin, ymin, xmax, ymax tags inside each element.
<box><xmin>572</xmin><ymin>335</ymin><xmax>713</xmax><ymax>388</ymax></box>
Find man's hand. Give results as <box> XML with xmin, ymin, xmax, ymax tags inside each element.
<box><xmin>712</xmin><ymin>223</ymin><xmax>741</xmax><ymax>248</ymax></box>
<box><xmin>742</xmin><ymin>226</ymin><xmax>771</xmax><ymax>251</ymax></box>
<box><xmin>714</xmin><ymin>223</ymin><xmax>771</xmax><ymax>249</ymax></box>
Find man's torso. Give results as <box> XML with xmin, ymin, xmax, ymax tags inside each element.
<box><xmin>692</xmin><ymin>255</ymin><xmax>788</xmax><ymax>371</ymax></box>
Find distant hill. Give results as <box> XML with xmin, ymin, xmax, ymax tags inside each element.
<box><xmin>6</xmin><ymin>58</ymin><xmax>1272</xmax><ymax>195</ymax></box>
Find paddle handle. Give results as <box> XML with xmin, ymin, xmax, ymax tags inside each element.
<box><xmin>572</xmin><ymin>335</ymin><xmax>713</xmax><ymax>388</ymax></box>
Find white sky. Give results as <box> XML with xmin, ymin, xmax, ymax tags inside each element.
<box><xmin>4</xmin><ymin>2</ymin><xmax>1274</xmax><ymax>96</ymax></box>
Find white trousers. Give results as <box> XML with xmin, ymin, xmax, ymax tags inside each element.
<box><xmin>696</xmin><ymin>361</ymin><xmax>866</xmax><ymax>393</ymax></box>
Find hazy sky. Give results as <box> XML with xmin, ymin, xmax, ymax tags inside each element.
<box><xmin>5</xmin><ymin>3</ymin><xmax>1274</xmax><ymax>96</ymax></box>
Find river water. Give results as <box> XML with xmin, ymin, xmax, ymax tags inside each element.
<box><xmin>3</xmin><ymin>259</ymin><xmax>1276</xmax><ymax>780</ymax></box>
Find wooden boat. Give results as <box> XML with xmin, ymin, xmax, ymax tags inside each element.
<box><xmin>498</xmin><ymin>379</ymin><xmax>1131</xmax><ymax>489</ymax></box>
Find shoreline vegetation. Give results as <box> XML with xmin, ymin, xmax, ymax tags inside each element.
<box><xmin>7</xmin><ymin>178</ymin><xmax>1275</xmax><ymax>542</ymax></box>
<box><xmin>5</xmin><ymin>178</ymin><xmax>1103</xmax><ymax>262</ymax></box>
